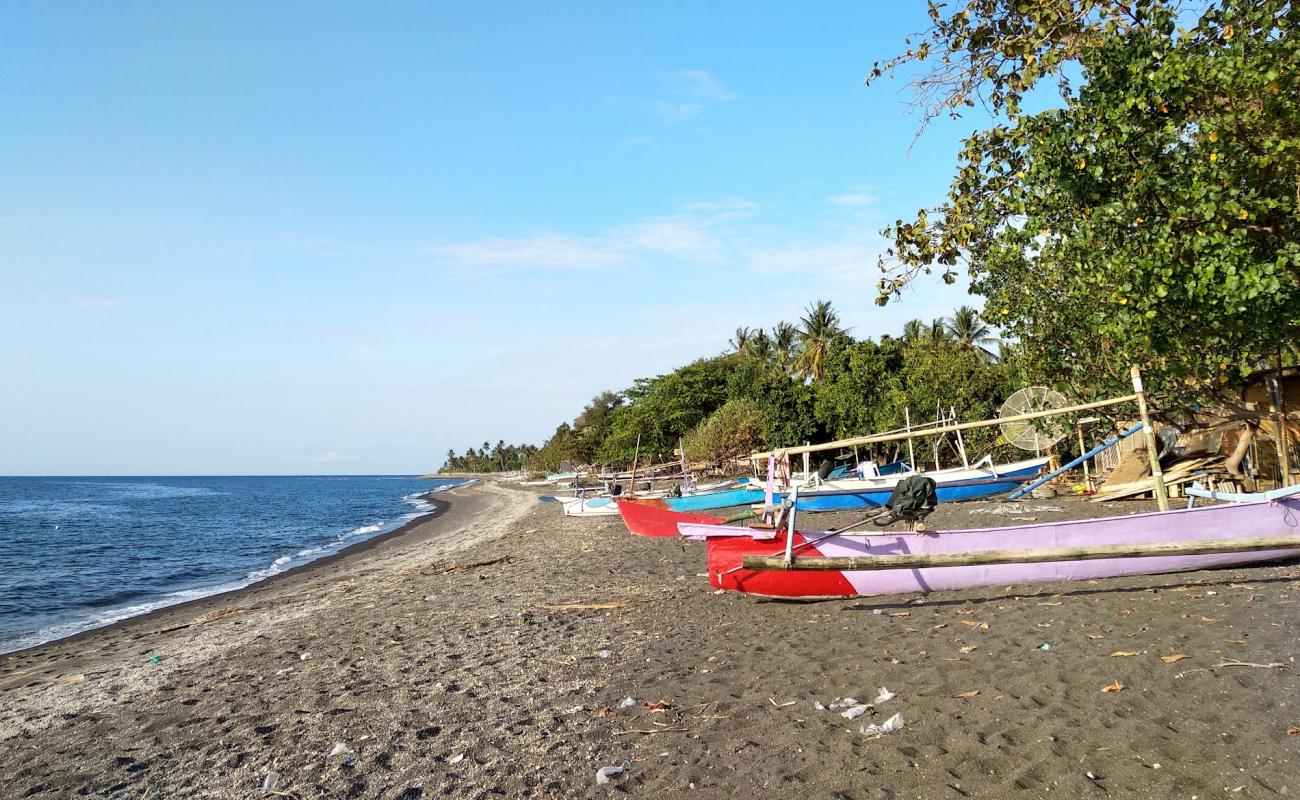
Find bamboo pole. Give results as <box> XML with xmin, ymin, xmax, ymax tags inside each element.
<box><xmin>741</xmin><ymin>535</ymin><xmax>1300</xmax><ymax>572</ymax></box>
<box><xmin>750</xmin><ymin>393</ymin><xmax>1140</xmax><ymax>461</ymax></box>
<box><xmin>952</xmin><ymin>406</ymin><xmax>970</xmax><ymax>469</ymax></box>
<box><xmin>1077</xmin><ymin>425</ymin><xmax>1092</xmax><ymax>491</ymax></box>
<box><xmin>1131</xmin><ymin>366</ymin><xmax>1170</xmax><ymax>511</ymax></box>
<box><xmin>629</xmin><ymin>434</ymin><xmax>641</xmax><ymax>497</ymax></box>
<box><xmin>1271</xmin><ymin>351</ymin><xmax>1292</xmax><ymax>486</ymax></box>
<box><xmin>904</xmin><ymin>407</ymin><xmax>916</xmax><ymax>469</ymax></box>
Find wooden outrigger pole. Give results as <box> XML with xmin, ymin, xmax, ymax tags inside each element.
<box><xmin>750</xmin><ymin>393</ymin><xmax>1141</xmax><ymax>460</ymax></box>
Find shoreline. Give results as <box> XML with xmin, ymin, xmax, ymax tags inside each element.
<box><xmin>0</xmin><ymin>489</ymin><xmax>454</xmax><ymax>664</ymax></box>
<box><xmin>3</xmin><ymin>483</ymin><xmax>1298</xmax><ymax>799</ymax></box>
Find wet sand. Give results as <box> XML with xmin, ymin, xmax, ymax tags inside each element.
<box><xmin>1</xmin><ymin>480</ymin><xmax>1297</xmax><ymax>799</ymax></box>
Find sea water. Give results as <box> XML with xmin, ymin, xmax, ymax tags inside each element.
<box><xmin>0</xmin><ymin>475</ymin><xmax>463</xmax><ymax>654</ymax></box>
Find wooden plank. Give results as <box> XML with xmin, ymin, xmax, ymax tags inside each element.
<box><xmin>741</xmin><ymin>536</ymin><xmax>1300</xmax><ymax>571</ymax></box>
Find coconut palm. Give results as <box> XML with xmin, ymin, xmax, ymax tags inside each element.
<box><xmin>745</xmin><ymin>329</ymin><xmax>775</xmax><ymax>367</ymax></box>
<box><xmin>772</xmin><ymin>321</ymin><xmax>800</xmax><ymax>375</ymax></box>
<box><xmin>901</xmin><ymin>319</ymin><xmax>926</xmax><ymax>345</ymax></box>
<box><xmin>730</xmin><ymin>326</ymin><xmax>753</xmax><ymax>354</ymax></box>
<box><xmin>795</xmin><ymin>300</ymin><xmax>844</xmax><ymax>381</ymax></box>
<box><xmin>944</xmin><ymin>306</ymin><xmax>1000</xmax><ymax>362</ymax></box>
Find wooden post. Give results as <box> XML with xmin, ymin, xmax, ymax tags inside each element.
<box><xmin>1077</xmin><ymin>424</ymin><xmax>1092</xmax><ymax>492</ymax></box>
<box><xmin>743</xmin><ymin>535</ymin><xmax>1300</xmax><ymax>572</ymax></box>
<box><xmin>1131</xmin><ymin>365</ymin><xmax>1170</xmax><ymax>511</ymax></box>
<box><xmin>904</xmin><ymin>407</ymin><xmax>916</xmax><ymax>470</ymax></box>
<box><xmin>1271</xmin><ymin>352</ymin><xmax>1292</xmax><ymax>486</ymax></box>
<box><xmin>629</xmin><ymin>434</ymin><xmax>641</xmax><ymax>497</ymax></box>
<box><xmin>951</xmin><ymin>406</ymin><xmax>970</xmax><ymax>469</ymax></box>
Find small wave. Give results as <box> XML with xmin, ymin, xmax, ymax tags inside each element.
<box><xmin>348</xmin><ymin>524</ymin><xmax>382</xmax><ymax>537</ymax></box>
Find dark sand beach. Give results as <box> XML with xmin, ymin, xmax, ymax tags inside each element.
<box><xmin>2</xmin><ymin>480</ymin><xmax>1298</xmax><ymax>799</ymax></box>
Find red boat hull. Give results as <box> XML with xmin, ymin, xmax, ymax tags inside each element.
<box><xmin>705</xmin><ymin>531</ymin><xmax>858</xmax><ymax>598</ymax></box>
<box><xmin>616</xmin><ymin>498</ymin><xmax>726</xmax><ymax>538</ymax></box>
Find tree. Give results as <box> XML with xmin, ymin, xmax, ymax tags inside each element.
<box><xmin>682</xmin><ymin>399</ymin><xmax>767</xmax><ymax>465</ymax></box>
<box><xmin>772</xmin><ymin>321</ymin><xmax>800</xmax><ymax>375</ymax></box>
<box><xmin>872</xmin><ymin>0</ymin><xmax>1300</xmax><ymax>413</ymax></box>
<box><xmin>795</xmin><ymin>300</ymin><xmax>846</xmax><ymax>381</ymax></box>
<box><xmin>945</xmin><ymin>305</ymin><xmax>1000</xmax><ymax>362</ymax></box>
<box><xmin>730</xmin><ymin>326</ymin><xmax>753</xmax><ymax>353</ymax></box>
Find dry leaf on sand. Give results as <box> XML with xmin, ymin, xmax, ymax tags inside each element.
<box><xmin>1101</xmin><ymin>680</ymin><xmax>1125</xmax><ymax>693</ymax></box>
<box><xmin>952</xmin><ymin>690</ymin><xmax>980</xmax><ymax>698</ymax></box>
<box><xmin>1110</xmin><ymin>651</ymin><xmax>1140</xmax><ymax>657</ymax></box>
<box><xmin>1160</xmin><ymin>654</ymin><xmax>1190</xmax><ymax>664</ymax></box>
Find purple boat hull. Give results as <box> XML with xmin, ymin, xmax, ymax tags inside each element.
<box><xmin>681</xmin><ymin>494</ymin><xmax>1300</xmax><ymax>599</ymax></box>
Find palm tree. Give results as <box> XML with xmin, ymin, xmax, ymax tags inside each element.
<box><xmin>772</xmin><ymin>321</ymin><xmax>799</xmax><ymax>375</ymax></box>
<box><xmin>730</xmin><ymin>326</ymin><xmax>753</xmax><ymax>354</ymax></box>
<box><xmin>944</xmin><ymin>305</ymin><xmax>1000</xmax><ymax>362</ymax></box>
<box><xmin>927</xmin><ymin>318</ymin><xmax>951</xmax><ymax>347</ymax></box>
<box><xmin>901</xmin><ymin>319</ymin><xmax>926</xmax><ymax>346</ymax></box>
<box><xmin>746</xmin><ymin>329</ymin><xmax>775</xmax><ymax>367</ymax></box>
<box><xmin>795</xmin><ymin>300</ymin><xmax>844</xmax><ymax>381</ymax></box>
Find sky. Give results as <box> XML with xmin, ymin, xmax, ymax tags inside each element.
<box><xmin>1</xmin><ymin>1</ymin><xmax>992</xmax><ymax>475</ymax></box>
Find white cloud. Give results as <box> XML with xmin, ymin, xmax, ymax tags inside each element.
<box><xmin>425</xmin><ymin>198</ymin><xmax>759</xmax><ymax>273</ymax></box>
<box><xmin>619</xmin><ymin>135</ymin><xmax>652</xmax><ymax>148</ymax></box>
<box><xmin>612</xmin><ymin>217</ymin><xmax>726</xmax><ymax>262</ymax></box>
<box><xmin>426</xmin><ymin>234</ymin><xmax>626</xmax><ymax>272</ymax></box>
<box><xmin>652</xmin><ymin>101</ymin><xmax>704</xmax><ymax>125</ymax></box>
<box><xmin>826</xmin><ymin>186</ymin><xmax>879</xmax><ymax>207</ymax></box>
<box><xmin>671</xmin><ymin>69</ymin><xmax>735</xmax><ymax>102</ymax></box>
<box><xmin>647</xmin><ymin>69</ymin><xmax>735</xmax><ymax>125</ymax></box>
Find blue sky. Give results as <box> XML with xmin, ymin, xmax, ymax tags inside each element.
<box><xmin>2</xmin><ymin>1</ymin><xmax>989</xmax><ymax>475</ymax></box>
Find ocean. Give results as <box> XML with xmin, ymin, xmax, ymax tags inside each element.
<box><xmin>0</xmin><ymin>475</ymin><xmax>464</xmax><ymax>655</ymax></box>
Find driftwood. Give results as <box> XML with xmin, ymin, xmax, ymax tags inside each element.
<box><xmin>411</xmin><ymin>555</ymin><xmax>510</xmax><ymax>576</ymax></box>
<box><xmin>741</xmin><ymin>535</ymin><xmax>1300</xmax><ymax>571</ymax></box>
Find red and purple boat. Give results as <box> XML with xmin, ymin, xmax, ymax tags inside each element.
<box><xmin>675</xmin><ymin>485</ymin><xmax>1300</xmax><ymax>599</ymax></box>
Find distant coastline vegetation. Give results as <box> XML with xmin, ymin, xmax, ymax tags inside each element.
<box><xmin>442</xmin><ymin>303</ymin><xmax>1021</xmax><ymax>474</ymax></box>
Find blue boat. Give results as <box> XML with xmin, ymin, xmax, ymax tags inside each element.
<box><xmin>662</xmin><ymin>458</ymin><xmax>1048</xmax><ymax>512</ymax></box>
<box><xmin>663</xmin><ymin>487</ymin><xmax>765</xmax><ymax>512</ymax></box>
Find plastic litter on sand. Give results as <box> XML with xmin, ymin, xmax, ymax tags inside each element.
<box><xmin>860</xmin><ymin>713</ymin><xmax>905</xmax><ymax>737</ymax></box>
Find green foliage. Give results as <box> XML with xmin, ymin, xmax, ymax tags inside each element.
<box><xmin>442</xmin><ymin>439</ymin><xmax>537</xmax><ymax>473</ymax></box>
<box><xmin>595</xmin><ymin>356</ymin><xmax>736</xmax><ymax>463</ymax></box>
<box><xmin>516</xmin><ymin>300</ymin><xmax>1024</xmax><ymax>472</ymax></box>
<box><xmin>874</xmin><ymin>0</ymin><xmax>1300</xmax><ymax>411</ymax></box>
<box><xmin>725</xmin><ymin>358</ymin><xmax>818</xmax><ymax>447</ymax></box>
<box><xmin>812</xmin><ymin>338</ymin><xmax>903</xmax><ymax>439</ymax></box>
<box><xmin>874</xmin><ymin>342</ymin><xmax>1019</xmax><ymax>458</ymax></box>
<box><xmin>681</xmin><ymin>399</ymin><xmax>767</xmax><ymax>464</ymax></box>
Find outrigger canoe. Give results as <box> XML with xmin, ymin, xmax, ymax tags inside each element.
<box><xmin>662</xmin><ymin>457</ymin><xmax>1049</xmax><ymax>513</ymax></box>
<box><xmin>678</xmin><ymin>485</ymin><xmax>1300</xmax><ymax>599</ymax></box>
<box><xmin>616</xmin><ymin>497</ymin><xmax>727</xmax><ymax>537</ymax></box>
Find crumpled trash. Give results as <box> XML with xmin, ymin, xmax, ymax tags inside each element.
<box><xmin>597</xmin><ymin>649</ymin><xmax>611</xmax><ymax>659</ymax></box>
<box><xmin>261</xmin><ymin>771</ymin><xmax>280</xmax><ymax>794</ymax></box>
<box><xmin>326</xmin><ymin>742</ymin><xmax>351</xmax><ymax>757</ymax></box>
<box><xmin>827</xmin><ymin>697</ymin><xmax>860</xmax><ymax>711</ymax></box>
<box><xmin>449</xmin><ymin>753</ymin><xmax>466</xmax><ymax>765</ymax></box>
<box><xmin>860</xmin><ymin>713</ymin><xmax>905</xmax><ymax>736</ymax></box>
<box><xmin>841</xmin><ymin>704</ymin><xmax>870</xmax><ymax>720</ymax></box>
<box><xmin>595</xmin><ymin>765</ymin><xmax>625</xmax><ymax>785</ymax></box>
<box><xmin>147</xmin><ymin>655</ymin><xmax>164</xmax><ymax>666</ymax></box>
<box><xmin>812</xmin><ymin>700</ymin><xmax>826</xmax><ymax>711</ymax></box>
<box><xmin>299</xmin><ymin>652</ymin><xmax>312</xmax><ymax>661</ymax></box>
<box><xmin>873</xmin><ymin>687</ymin><xmax>896</xmax><ymax>705</ymax></box>
<box><xmin>617</xmin><ymin>697</ymin><xmax>637</xmax><ymax>709</ymax></box>
<box><xmin>1036</xmin><ymin>642</ymin><xmax>1052</xmax><ymax>651</ymax></box>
